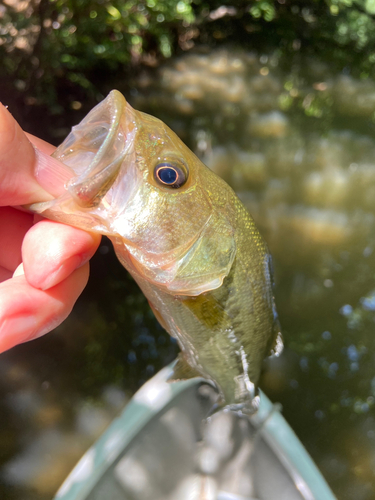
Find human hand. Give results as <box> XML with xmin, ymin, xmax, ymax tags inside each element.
<box><xmin>0</xmin><ymin>104</ymin><xmax>101</xmax><ymax>353</ymax></box>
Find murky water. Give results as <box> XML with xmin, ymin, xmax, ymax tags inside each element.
<box><xmin>1</xmin><ymin>48</ymin><xmax>375</xmax><ymax>499</ymax></box>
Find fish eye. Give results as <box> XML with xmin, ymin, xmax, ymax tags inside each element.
<box><xmin>154</xmin><ymin>161</ymin><xmax>188</xmax><ymax>189</ymax></box>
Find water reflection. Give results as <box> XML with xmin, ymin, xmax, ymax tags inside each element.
<box><xmin>1</xmin><ymin>48</ymin><xmax>375</xmax><ymax>499</ymax></box>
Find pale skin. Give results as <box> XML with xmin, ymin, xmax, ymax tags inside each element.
<box><xmin>0</xmin><ymin>103</ymin><xmax>101</xmax><ymax>353</ymax></box>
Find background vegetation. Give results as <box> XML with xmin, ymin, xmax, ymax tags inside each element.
<box><xmin>2</xmin><ymin>0</ymin><xmax>375</xmax><ymax>141</ymax></box>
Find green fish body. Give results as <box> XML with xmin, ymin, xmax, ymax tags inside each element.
<box><xmin>31</xmin><ymin>90</ymin><xmax>282</xmax><ymax>411</ymax></box>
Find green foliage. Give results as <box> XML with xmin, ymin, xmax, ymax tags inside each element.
<box><xmin>2</xmin><ymin>0</ymin><xmax>375</xmax><ymax>138</ymax></box>
<box><xmin>249</xmin><ymin>1</ymin><xmax>276</xmax><ymax>22</ymax></box>
<box><xmin>0</xmin><ymin>0</ymin><xmax>195</xmax><ymax>121</ymax></box>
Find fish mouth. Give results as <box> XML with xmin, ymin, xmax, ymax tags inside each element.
<box><xmin>52</xmin><ymin>90</ymin><xmax>136</xmax><ymax>209</ymax></box>
<box><xmin>28</xmin><ymin>91</ymin><xmax>138</xmax><ymax>235</ymax></box>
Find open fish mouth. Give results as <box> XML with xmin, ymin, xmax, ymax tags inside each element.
<box><xmin>52</xmin><ymin>90</ymin><xmax>136</xmax><ymax>209</ymax></box>
<box><xmin>29</xmin><ymin>91</ymin><xmax>138</xmax><ymax>235</ymax></box>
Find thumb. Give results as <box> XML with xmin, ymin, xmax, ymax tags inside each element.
<box><xmin>0</xmin><ymin>103</ymin><xmax>72</xmax><ymax>207</ymax></box>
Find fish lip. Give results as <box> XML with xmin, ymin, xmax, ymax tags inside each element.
<box><xmin>58</xmin><ymin>90</ymin><xmax>136</xmax><ymax>209</ymax></box>
<box><xmin>28</xmin><ymin>91</ymin><xmax>138</xmax><ymax>232</ymax></box>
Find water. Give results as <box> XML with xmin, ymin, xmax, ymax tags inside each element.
<box><xmin>1</xmin><ymin>48</ymin><xmax>375</xmax><ymax>499</ymax></box>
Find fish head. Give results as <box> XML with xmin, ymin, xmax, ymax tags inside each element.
<box><xmin>31</xmin><ymin>90</ymin><xmax>236</xmax><ymax>296</ymax></box>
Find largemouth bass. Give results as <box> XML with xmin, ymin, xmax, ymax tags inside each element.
<box><xmin>31</xmin><ymin>90</ymin><xmax>282</xmax><ymax>412</ymax></box>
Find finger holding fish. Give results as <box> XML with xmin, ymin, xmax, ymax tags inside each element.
<box><xmin>0</xmin><ymin>103</ymin><xmax>100</xmax><ymax>353</ymax></box>
<box><xmin>0</xmin><ymin>265</ymin><xmax>89</xmax><ymax>353</ymax></box>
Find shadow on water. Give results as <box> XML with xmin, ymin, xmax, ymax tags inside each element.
<box><xmin>2</xmin><ymin>48</ymin><xmax>375</xmax><ymax>500</ymax></box>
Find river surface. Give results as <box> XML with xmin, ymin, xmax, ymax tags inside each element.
<box><xmin>1</xmin><ymin>48</ymin><xmax>375</xmax><ymax>500</ymax></box>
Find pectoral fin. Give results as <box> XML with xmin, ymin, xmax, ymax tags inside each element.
<box><xmin>148</xmin><ymin>301</ymin><xmax>169</xmax><ymax>333</ymax></box>
<box><xmin>168</xmin><ymin>354</ymin><xmax>202</xmax><ymax>382</ymax></box>
<box><xmin>166</xmin><ymin>214</ymin><xmax>236</xmax><ymax>295</ymax></box>
<box><xmin>131</xmin><ymin>212</ymin><xmax>236</xmax><ymax>297</ymax></box>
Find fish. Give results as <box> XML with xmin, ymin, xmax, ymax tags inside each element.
<box><xmin>30</xmin><ymin>90</ymin><xmax>283</xmax><ymax>412</ymax></box>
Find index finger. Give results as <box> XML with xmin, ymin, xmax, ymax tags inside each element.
<box><xmin>0</xmin><ymin>104</ymin><xmax>73</xmax><ymax>206</ymax></box>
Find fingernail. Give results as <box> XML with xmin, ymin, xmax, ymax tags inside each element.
<box><xmin>38</xmin><ymin>253</ymin><xmax>89</xmax><ymax>291</ymax></box>
<box><xmin>13</xmin><ymin>263</ymin><xmax>25</xmax><ymax>278</ymax></box>
<box><xmin>0</xmin><ymin>315</ymin><xmax>38</xmax><ymax>348</ymax></box>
